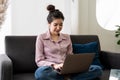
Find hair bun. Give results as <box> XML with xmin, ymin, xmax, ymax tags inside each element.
<box><xmin>47</xmin><ymin>4</ymin><xmax>55</xmax><ymax>12</ymax></box>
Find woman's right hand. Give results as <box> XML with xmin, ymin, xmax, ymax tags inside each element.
<box><xmin>52</xmin><ymin>63</ymin><xmax>63</xmax><ymax>71</ymax></box>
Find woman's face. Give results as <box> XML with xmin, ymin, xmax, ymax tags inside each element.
<box><xmin>49</xmin><ymin>18</ymin><xmax>63</xmax><ymax>35</ymax></box>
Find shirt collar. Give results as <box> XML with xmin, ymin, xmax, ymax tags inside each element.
<box><xmin>43</xmin><ymin>30</ymin><xmax>67</xmax><ymax>41</ymax></box>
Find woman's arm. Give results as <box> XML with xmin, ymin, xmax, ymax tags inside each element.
<box><xmin>35</xmin><ymin>35</ymin><xmax>55</xmax><ymax>67</ymax></box>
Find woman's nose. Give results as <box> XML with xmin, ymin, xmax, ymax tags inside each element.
<box><xmin>56</xmin><ymin>26</ymin><xmax>60</xmax><ymax>30</ymax></box>
<box><xmin>57</xmin><ymin>26</ymin><xmax>62</xmax><ymax>29</ymax></box>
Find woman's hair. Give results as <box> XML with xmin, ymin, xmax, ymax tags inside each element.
<box><xmin>47</xmin><ymin>4</ymin><xmax>64</xmax><ymax>23</ymax></box>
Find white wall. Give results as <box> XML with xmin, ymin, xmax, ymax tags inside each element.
<box><xmin>11</xmin><ymin>0</ymin><xmax>120</xmax><ymax>53</ymax></box>
<box><xmin>78</xmin><ymin>0</ymin><xmax>120</xmax><ymax>53</ymax></box>
<box><xmin>11</xmin><ymin>0</ymin><xmax>72</xmax><ymax>35</ymax></box>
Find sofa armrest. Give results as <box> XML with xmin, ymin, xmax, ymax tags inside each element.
<box><xmin>0</xmin><ymin>54</ymin><xmax>13</xmax><ymax>80</ymax></box>
<box><xmin>100</xmin><ymin>51</ymin><xmax>120</xmax><ymax>69</ymax></box>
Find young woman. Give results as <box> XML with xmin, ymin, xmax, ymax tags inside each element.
<box><xmin>35</xmin><ymin>4</ymin><xmax>102</xmax><ymax>80</ymax></box>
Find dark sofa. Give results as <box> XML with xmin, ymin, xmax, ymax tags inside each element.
<box><xmin>0</xmin><ymin>35</ymin><xmax>120</xmax><ymax>80</ymax></box>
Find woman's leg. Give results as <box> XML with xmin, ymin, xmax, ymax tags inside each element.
<box><xmin>34</xmin><ymin>66</ymin><xmax>64</xmax><ymax>80</ymax></box>
<box><xmin>71</xmin><ymin>65</ymin><xmax>103</xmax><ymax>80</ymax></box>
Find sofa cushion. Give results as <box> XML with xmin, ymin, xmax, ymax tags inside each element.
<box><xmin>100</xmin><ymin>70</ymin><xmax>110</xmax><ymax>80</ymax></box>
<box><xmin>13</xmin><ymin>73</ymin><xmax>35</xmax><ymax>80</ymax></box>
<box><xmin>72</xmin><ymin>41</ymin><xmax>102</xmax><ymax>67</ymax></box>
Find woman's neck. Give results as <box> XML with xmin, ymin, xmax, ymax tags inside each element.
<box><xmin>51</xmin><ymin>33</ymin><xmax>60</xmax><ymax>42</ymax></box>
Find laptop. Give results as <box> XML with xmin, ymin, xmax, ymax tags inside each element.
<box><xmin>57</xmin><ymin>53</ymin><xmax>95</xmax><ymax>75</ymax></box>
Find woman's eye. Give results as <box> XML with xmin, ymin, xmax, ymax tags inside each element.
<box><xmin>54</xmin><ymin>24</ymin><xmax>57</xmax><ymax>26</ymax></box>
<box><xmin>60</xmin><ymin>24</ymin><xmax>63</xmax><ymax>26</ymax></box>
<box><xmin>53</xmin><ymin>23</ymin><xmax>63</xmax><ymax>27</ymax></box>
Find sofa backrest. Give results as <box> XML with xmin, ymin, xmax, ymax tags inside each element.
<box><xmin>5</xmin><ymin>35</ymin><xmax>100</xmax><ymax>74</ymax></box>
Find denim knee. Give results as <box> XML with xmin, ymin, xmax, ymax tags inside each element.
<box><xmin>71</xmin><ymin>65</ymin><xmax>103</xmax><ymax>80</ymax></box>
<box><xmin>34</xmin><ymin>66</ymin><xmax>64</xmax><ymax>80</ymax></box>
<box><xmin>35</xmin><ymin>66</ymin><xmax>53</xmax><ymax>80</ymax></box>
<box><xmin>89</xmin><ymin>65</ymin><xmax>103</xmax><ymax>76</ymax></box>
<box><xmin>89</xmin><ymin>65</ymin><xmax>102</xmax><ymax>71</ymax></box>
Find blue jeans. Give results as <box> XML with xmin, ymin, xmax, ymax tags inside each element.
<box><xmin>34</xmin><ymin>65</ymin><xmax>102</xmax><ymax>80</ymax></box>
